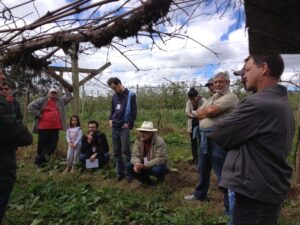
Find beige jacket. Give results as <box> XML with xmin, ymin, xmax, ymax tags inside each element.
<box><xmin>131</xmin><ymin>133</ymin><xmax>168</xmax><ymax>168</ymax></box>
<box><xmin>185</xmin><ymin>97</ymin><xmax>206</xmax><ymax>133</ymax></box>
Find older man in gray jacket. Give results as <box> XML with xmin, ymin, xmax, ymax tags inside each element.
<box><xmin>211</xmin><ymin>55</ymin><xmax>294</xmax><ymax>225</ymax></box>
<box><xmin>28</xmin><ymin>87</ymin><xmax>73</xmax><ymax>166</ymax></box>
<box><xmin>127</xmin><ymin>121</ymin><xmax>168</xmax><ymax>186</ymax></box>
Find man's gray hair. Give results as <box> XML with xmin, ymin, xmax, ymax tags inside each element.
<box><xmin>214</xmin><ymin>71</ymin><xmax>230</xmax><ymax>81</ymax></box>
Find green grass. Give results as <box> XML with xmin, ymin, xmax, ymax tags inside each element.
<box><xmin>8</xmin><ymin>90</ymin><xmax>300</xmax><ymax>225</ymax></box>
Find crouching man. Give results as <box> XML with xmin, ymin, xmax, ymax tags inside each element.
<box><xmin>80</xmin><ymin>120</ymin><xmax>110</xmax><ymax>169</ymax></box>
<box><xmin>127</xmin><ymin>121</ymin><xmax>168</xmax><ymax>186</ymax></box>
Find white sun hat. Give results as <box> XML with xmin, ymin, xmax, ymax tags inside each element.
<box><xmin>136</xmin><ymin>121</ymin><xmax>158</xmax><ymax>132</ymax></box>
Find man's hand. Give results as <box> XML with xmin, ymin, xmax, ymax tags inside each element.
<box><xmin>89</xmin><ymin>153</ymin><xmax>97</xmax><ymax>162</ymax></box>
<box><xmin>122</xmin><ymin>123</ymin><xmax>129</xmax><ymax>129</ymax></box>
<box><xmin>133</xmin><ymin>163</ymin><xmax>144</xmax><ymax>173</ymax></box>
<box><xmin>109</xmin><ymin>120</ymin><xmax>112</xmax><ymax>128</ymax></box>
<box><xmin>196</xmin><ymin>106</ymin><xmax>221</xmax><ymax>119</ymax></box>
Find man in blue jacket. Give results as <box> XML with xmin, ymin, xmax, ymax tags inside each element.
<box><xmin>107</xmin><ymin>77</ymin><xmax>137</xmax><ymax>181</ymax></box>
<box><xmin>211</xmin><ymin>55</ymin><xmax>294</xmax><ymax>225</ymax></box>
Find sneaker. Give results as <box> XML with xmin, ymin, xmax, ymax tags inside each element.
<box><xmin>184</xmin><ymin>194</ymin><xmax>198</xmax><ymax>201</ymax></box>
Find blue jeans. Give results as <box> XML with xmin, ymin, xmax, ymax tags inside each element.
<box><xmin>194</xmin><ymin>129</ymin><xmax>229</xmax><ymax>214</ymax></box>
<box><xmin>0</xmin><ymin>186</ymin><xmax>13</xmax><ymax>223</ymax></box>
<box><xmin>233</xmin><ymin>193</ymin><xmax>281</xmax><ymax>225</ymax></box>
<box><xmin>79</xmin><ymin>152</ymin><xmax>110</xmax><ymax>168</ymax></box>
<box><xmin>228</xmin><ymin>190</ymin><xmax>235</xmax><ymax>225</ymax></box>
<box><xmin>112</xmin><ymin>127</ymin><xmax>132</xmax><ymax>178</ymax></box>
<box><xmin>127</xmin><ymin>163</ymin><xmax>168</xmax><ymax>185</ymax></box>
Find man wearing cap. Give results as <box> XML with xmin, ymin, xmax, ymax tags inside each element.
<box><xmin>184</xmin><ymin>72</ymin><xmax>239</xmax><ymax>216</ymax></box>
<box><xmin>28</xmin><ymin>87</ymin><xmax>73</xmax><ymax>166</ymax></box>
<box><xmin>127</xmin><ymin>121</ymin><xmax>168</xmax><ymax>186</ymax></box>
<box><xmin>233</xmin><ymin>64</ymin><xmax>247</xmax><ymax>90</ymax></box>
<box><xmin>205</xmin><ymin>78</ymin><xmax>215</xmax><ymax>95</ymax></box>
<box><xmin>211</xmin><ymin>55</ymin><xmax>294</xmax><ymax>225</ymax></box>
<box><xmin>0</xmin><ymin>68</ymin><xmax>32</xmax><ymax>223</ymax></box>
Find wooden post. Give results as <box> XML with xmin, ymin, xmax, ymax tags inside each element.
<box><xmin>23</xmin><ymin>83</ymin><xmax>30</xmax><ymax>126</ymax></box>
<box><xmin>71</xmin><ymin>43</ymin><xmax>80</xmax><ymax>115</ymax></box>
<box><xmin>59</xmin><ymin>71</ymin><xmax>63</xmax><ymax>93</ymax></box>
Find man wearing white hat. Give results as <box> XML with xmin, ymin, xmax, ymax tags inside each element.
<box><xmin>28</xmin><ymin>87</ymin><xmax>73</xmax><ymax>166</ymax></box>
<box><xmin>127</xmin><ymin>121</ymin><xmax>168</xmax><ymax>186</ymax></box>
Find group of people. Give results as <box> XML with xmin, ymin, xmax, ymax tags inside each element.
<box><xmin>27</xmin><ymin>77</ymin><xmax>169</xmax><ymax>186</ymax></box>
<box><xmin>0</xmin><ymin>54</ymin><xmax>295</xmax><ymax>225</ymax></box>
<box><xmin>185</xmin><ymin>55</ymin><xmax>294</xmax><ymax>225</ymax></box>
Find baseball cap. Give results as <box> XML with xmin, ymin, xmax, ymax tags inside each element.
<box><xmin>233</xmin><ymin>66</ymin><xmax>245</xmax><ymax>76</ymax></box>
<box><xmin>48</xmin><ymin>87</ymin><xmax>58</xmax><ymax>93</ymax></box>
<box><xmin>205</xmin><ymin>78</ymin><xmax>214</xmax><ymax>87</ymax></box>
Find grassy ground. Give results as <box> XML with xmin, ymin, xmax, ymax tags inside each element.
<box><xmin>4</xmin><ymin>103</ymin><xmax>300</xmax><ymax>225</ymax></box>
<box><xmin>3</xmin><ymin>138</ymin><xmax>300</xmax><ymax>225</ymax></box>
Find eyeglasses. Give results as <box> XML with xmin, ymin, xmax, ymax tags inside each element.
<box><xmin>214</xmin><ymin>80</ymin><xmax>227</xmax><ymax>84</ymax></box>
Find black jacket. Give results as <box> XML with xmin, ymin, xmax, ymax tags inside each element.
<box><xmin>211</xmin><ymin>84</ymin><xmax>294</xmax><ymax>204</ymax></box>
<box><xmin>81</xmin><ymin>131</ymin><xmax>109</xmax><ymax>158</ymax></box>
<box><xmin>0</xmin><ymin>96</ymin><xmax>32</xmax><ymax>191</ymax></box>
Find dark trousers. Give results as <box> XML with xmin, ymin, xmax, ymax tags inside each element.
<box><xmin>189</xmin><ymin>132</ymin><xmax>198</xmax><ymax>164</ymax></box>
<box><xmin>35</xmin><ymin>129</ymin><xmax>59</xmax><ymax>165</ymax></box>
<box><xmin>0</xmin><ymin>186</ymin><xmax>13</xmax><ymax>223</ymax></box>
<box><xmin>233</xmin><ymin>193</ymin><xmax>281</xmax><ymax>225</ymax></box>
<box><xmin>112</xmin><ymin>127</ymin><xmax>132</xmax><ymax>178</ymax></box>
<box><xmin>194</xmin><ymin>137</ymin><xmax>229</xmax><ymax>214</ymax></box>
<box><xmin>79</xmin><ymin>152</ymin><xmax>110</xmax><ymax>168</ymax></box>
<box><xmin>127</xmin><ymin>163</ymin><xmax>168</xmax><ymax>186</ymax></box>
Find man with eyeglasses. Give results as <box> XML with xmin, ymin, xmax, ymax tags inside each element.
<box><xmin>2</xmin><ymin>81</ymin><xmax>22</xmax><ymax>121</ymax></box>
<box><xmin>0</xmin><ymin>68</ymin><xmax>32</xmax><ymax>223</ymax></box>
<box><xmin>184</xmin><ymin>72</ymin><xmax>239</xmax><ymax>217</ymax></box>
<box><xmin>107</xmin><ymin>77</ymin><xmax>137</xmax><ymax>182</ymax></box>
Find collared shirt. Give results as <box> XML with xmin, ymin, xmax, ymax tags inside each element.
<box><xmin>199</xmin><ymin>90</ymin><xmax>239</xmax><ymax>129</ymax></box>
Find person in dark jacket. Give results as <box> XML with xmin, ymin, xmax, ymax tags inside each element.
<box><xmin>2</xmin><ymin>81</ymin><xmax>23</xmax><ymax>121</ymax></box>
<box><xmin>0</xmin><ymin>68</ymin><xmax>32</xmax><ymax>223</ymax></box>
<box><xmin>80</xmin><ymin>120</ymin><xmax>110</xmax><ymax>169</ymax></box>
<box><xmin>211</xmin><ymin>55</ymin><xmax>294</xmax><ymax>225</ymax></box>
<box><xmin>107</xmin><ymin>77</ymin><xmax>137</xmax><ymax>181</ymax></box>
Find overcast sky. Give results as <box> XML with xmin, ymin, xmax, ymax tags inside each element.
<box><xmin>1</xmin><ymin>0</ymin><xmax>300</xmax><ymax>95</ymax></box>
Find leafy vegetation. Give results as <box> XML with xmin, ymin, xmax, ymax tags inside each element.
<box><xmin>4</xmin><ymin>83</ymin><xmax>300</xmax><ymax>225</ymax></box>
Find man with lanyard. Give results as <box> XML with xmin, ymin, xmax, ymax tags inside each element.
<box><xmin>107</xmin><ymin>77</ymin><xmax>137</xmax><ymax>181</ymax></box>
<box><xmin>184</xmin><ymin>72</ymin><xmax>239</xmax><ymax>216</ymax></box>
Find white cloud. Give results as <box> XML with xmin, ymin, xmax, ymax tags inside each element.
<box><xmin>1</xmin><ymin>1</ymin><xmax>300</xmax><ymax>95</ymax></box>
